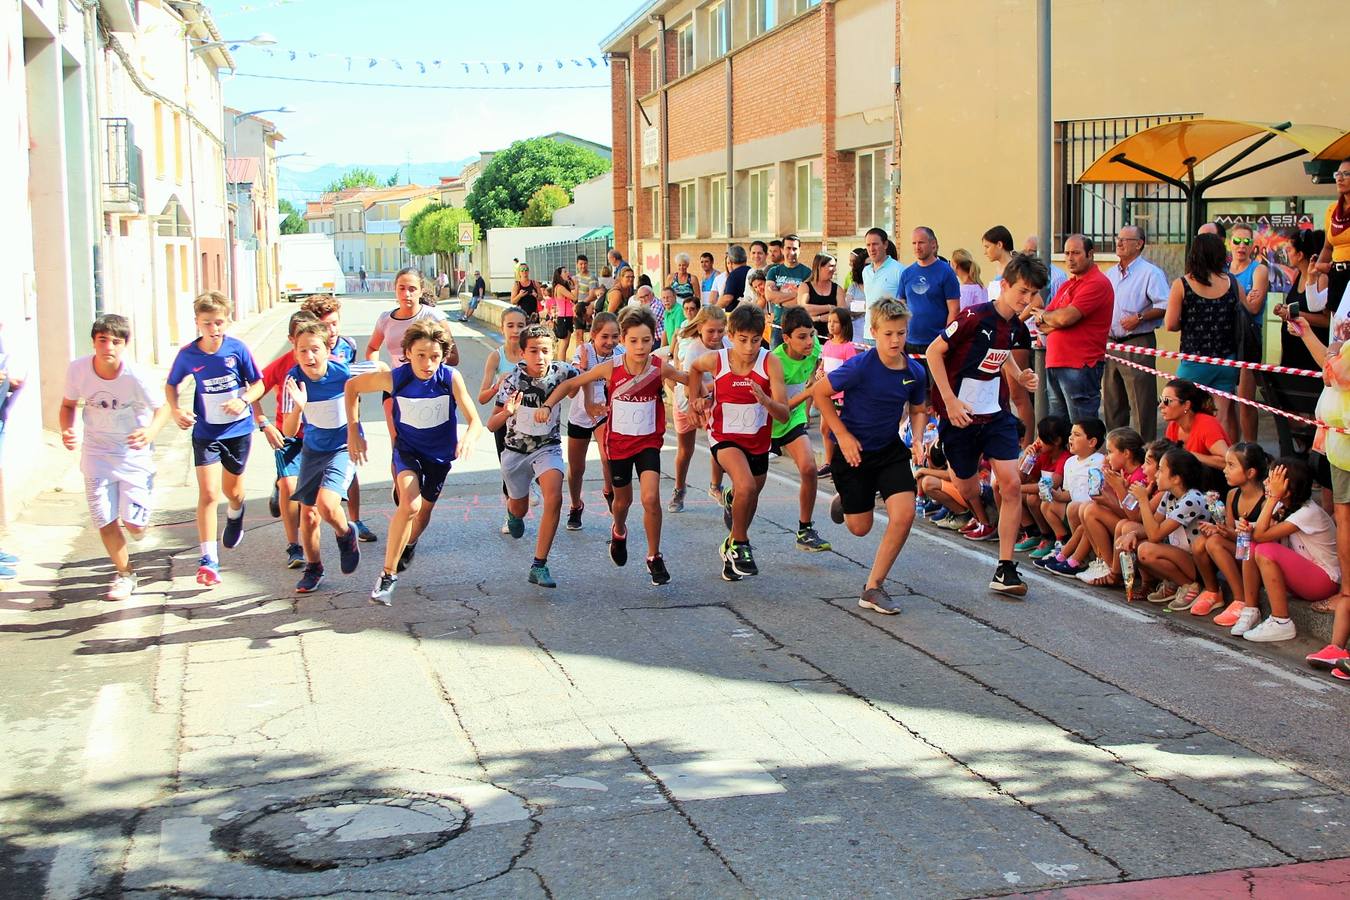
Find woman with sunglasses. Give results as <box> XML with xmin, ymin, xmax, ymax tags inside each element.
<box><xmin>1228</xmin><ymin>224</ymin><xmax>1269</xmax><ymax>442</ymax></box>
<box><xmin>798</xmin><ymin>253</ymin><xmax>842</xmax><ymax>340</ymax></box>
<box><xmin>510</xmin><ymin>264</ymin><xmax>545</xmax><ymax>323</ymax></box>
<box><xmin>1159</xmin><ymin>378</ymin><xmax>1230</xmax><ymax>492</ymax></box>
<box><xmin>1313</xmin><ymin>159</ymin><xmax>1350</xmax><ymax>324</ymax></box>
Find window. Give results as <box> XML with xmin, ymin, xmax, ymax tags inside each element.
<box><xmin>748</xmin><ymin>168</ymin><xmax>771</xmax><ymax>235</ymax></box>
<box><xmin>791</xmin><ymin>0</ymin><xmax>821</xmax><ymax>13</ymax></box>
<box><xmin>704</xmin><ymin>2</ymin><xmax>728</xmax><ymax>61</ymax></box>
<box><xmin>679</xmin><ymin>181</ymin><xmax>696</xmax><ymax>237</ymax></box>
<box><xmin>173</xmin><ymin>112</ymin><xmax>184</xmax><ymax>185</ymax></box>
<box><xmin>745</xmin><ymin>0</ymin><xmax>774</xmax><ymax>40</ymax></box>
<box><xmin>795</xmin><ymin>159</ymin><xmax>823</xmax><ymax>234</ymax></box>
<box><xmin>675</xmin><ymin>21</ymin><xmax>694</xmax><ymax>78</ymax></box>
<box><xmin>856</xmin><ymin>147</ymin><xmax>893</xmax><ymax>234</ymax></box>
<box><xmin>647</xmin><ymin>43</ymin><xmax>660</xmax><ymax>92</ymax></box>
<box><xmin>178</xmin><ymin>245</ymin><xmax>189</xmax><ymax>291</ymax></box>
<box><xmin>710</xmin><ymin>174</ymin><xmax>727</xmax><ymax>237</ymax></box>
<box><xmin>153</xmin><ymin>102</ymin><xmax>165</xmax><ymax>180</ymax></box>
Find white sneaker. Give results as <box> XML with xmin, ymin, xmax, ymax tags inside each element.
<box><xmin>106</xmin><ymin>572</ymin><xmax>137</xmax><ymax>602</ymax></box>
<box><xmin>1076</xmin><ymin>559</ymin><xmax>1112</xmax><ymax>584</ymax></box>
<box><xmin>1229</xmin><ymin>606</ymin><xmax>1261</xmax><ymax>636</ymax></box>
<box><xmin>500</xmin><ymin>515</ymin><xmax>512</xmax><ymax>535</ymax></box>
<box><xmin>529</xmin><ymin>483</ymin><xmax>541</xmax><ymax>508</ymax></box>
<box><xmin>1242</xmin><ymin>616</ymin><xmax>1296</xmax><ymax>643</ymax></box>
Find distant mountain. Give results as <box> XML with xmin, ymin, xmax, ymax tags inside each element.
<box><xmin>277</xmin><ymin>157</ymin><xmax>478</xmax><ymax>201</ymax></box>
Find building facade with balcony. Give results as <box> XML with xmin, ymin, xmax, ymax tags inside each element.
<box><xmin>305</xmin><ymin>201</ymin><xmax>335</xmax><ymax>235</ymax></box>
<box><xmin>365</xmin><ymin>188</ymin><xmax>435</xmax><ymax>277</ymax></box>
<box><xmin>225</xmin><ymin>109</ymin><xmax>283</xmax><ymax>315</ymax></box>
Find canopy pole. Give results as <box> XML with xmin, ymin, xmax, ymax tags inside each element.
<box><xmin>1036</xmin><ymin>0</ymin><xmax>1051</xmax><ymax>264</ymax></box>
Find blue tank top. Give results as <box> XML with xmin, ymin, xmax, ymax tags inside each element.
<box><xmin>1231</xmin><ymin>261</ymin><xmax>1265</xmax><ymax>317</ymax></box>
<box><xmin>391</xmin><ymin>363</ymin><xmax>459</xmax><ymax>464</ymax></box>
<box><xmin>497</xmin><ymin>344</ymin><xmax>518</xmax><ymax>377</ymax></box>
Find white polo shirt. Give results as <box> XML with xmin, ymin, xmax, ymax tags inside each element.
<box><xmin>1105</xmin><ymin>256</ymin><xmax>1169</xmax><ymax>339</ymax></box>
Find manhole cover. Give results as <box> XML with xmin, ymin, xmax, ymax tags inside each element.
<box><xmin>215</xmin><ymin>789</ymin><xmax>469</xmax><ymax>871</ymax></box>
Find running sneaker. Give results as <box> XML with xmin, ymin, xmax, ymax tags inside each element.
<box><xmin>816</xmin><ymin>464</ymin><xmax>832</xmax><ymax>478</ymax></box>
<box><xmin>667</xmin><ymin>488</ymin><xmax>686</xmax><ymax>513</ymax></box>
<box><xmin>609</xmin><ymin>528</ymin><xmax>628</xmax><ymax>567</ymax></box>
<box><xmin>1164</xmin><ymin>582</ymin><xmax>1201</xmax><ymax>612</ymax></box>
<box><xmin>285</xmin><ymin>543</ymin><xmax>305</xmax><ymax>570</ymax></box>
<box><xmin>1045</xmin><ymin>557</ymin><xmax>1087</xmax><ymax>578</ymax></box>
<box><xmin>1014</xmin><ymin>533</ymin><xmax>1043</xmax><ymax>553</ymax></box>
<box><xmin>105</xmin><ymin>572</ymin><xmax>137</xmax><ymax>602</ymax></box>
<box><xmin>1075</xmin><ymin>559</ymin><xmax>1113</xmax><ymax>585</ymax></box>
<box><xmin>1243</xmin><ymin>616</ymin><xmax>1296</xmax><ymax>643</ymax></box>
<box><xmin>1229</xmin><ymin>606</ymin><xmax>1260</xmax><ymax>636</ymax></box>
<box><xmin>1306</xmin><ymin>644</ymin><xmax>1350</xmax><ymax>669</ymax></box>
<box><xmin>1333</xmin><ymin>665</ymin><xmax>1350</xmax><ymax>682</ymax></box>
<box><xmin>796</xmin><ymin>527</ymin><xmax>831</xmax><ymax>552</ymax></box>
<box><xmin>295</xmin><ymin>562</ymin><xmax>324</xmax><ymax>593</ymax></box>
<box><xmin>336</xmin><ymin>527</ymin><xmax>360</xmax><ymax>575</ymax></box>
<box><xmin>0</xmin><ymin>550</ymin><xmax>19</xmax><ymax>564</ymax></box>
<box><xmin>222</xmin><ymin>504</ymin><xmax>245</xmax><ymax>550</ymax></box>
<box><xmin>721</xmin><ymin>487</ymin><xmax>735</xmax><ymax>532</ymax></box>
<box><xmin>354</xmin><ymin>520</ymin><xmax>378</xmax><ymax>543</ymax></box>
<box><xmin>196</xmin><ymin>556</ymin><xmax>221</xmax><ymax>587</ymax></box>
<box><xmin>962</xmin><ymin>521</ymin><xmax>997</xmax><ymax>542</ymax></box>
<box><xmin>370</xmin><ymin>572</ymin><xmax>398</xmax><ymax>606</ymax></box>
<box><xmin>829</xmin><ymin>494</ymin><xmax>845</xmax><ymax>525</ymax></box>
<box><xmin>1145</xmin><ymin>580</ymin><xmax>1178</xmax><ymax>604</ymax></box>
<box><xmin>727</xmin><ymin>541</ymin><xmax>758</xmax><ymax>578</ymax></box>
<box><xmin>506</xmin><ymin>513</ymin><xmax>525</xmax><ymax>539</ymax></box>
<box><xmin>1029</xmin><ymin>540</ymin><xmax>1061</xmax><ymax>560</ymax></box>
<box><xmin>990</xmin><ymin>560</ymin><xmax>1027</xmax><ymax>597</ymax></box>
<box><xmin>528</xmin><ymin>564</ymin><xmax>557</xmax><ymax>588</ymax></box>
<box><xmin>500</xmin><ymin>515</ymin><xmax>512</xmax><ymax>535</ymax></box>
<box><xmin>1189</xmin><ymin>590</ymin><xmax>1224</xmax><ymax>617</ymax></box>
<box><xmin>858</xmin><ymin>586</ymin><xmax>901</xmax><ymax>615</ymax></box>
<box><xmin>566</xmin><ymin>505</ymin><xmax>584</xmax><ymax>531</ymax></box>
<box><xmin>397</xmin><ymin>542</ymin><xmax>417</xmax><ymax>573</ymax></box>
<box><xmin>928</xmin><ymin>507</ymin><xmax>951</xmax><ymax>523</ymax></box>
<box><xmin>1032</xmin><ymin>552</ymin><xmax>1058</xmax><ymax>570</ymax></box>
<box><xmin>647</xmin><ymin>555</ymin><xmax>671</xmax><ymax>586</ymax></box>
<box><xmin>920</xmin><ymin>498</ymin><xmax>944</xmax><ymax>517</ymax></box>
<box><xmin>1212</xmin><ymin>600</ymin><xmax>1246</xmax><ymax>627</ymax></box>
<box><xmin>937</xmin><ymin>513</ymin><xmax>971</xmax><ymax>532</ymax></box>
<box><xmin>269</xmin><ymin>482</ymin><xmax>281</xmax><ymax>519</ymax></box>
<box><xmin>529</xmin><ymin>482</ymin><xmax>541</xmax><ymax>508</ymax></box>
<box><xmin>708</xmin><ymin>483</ymin><xmax>724</xmax><ymax>504</ymax></box>
<box><xmin>719</xmin><ymin>536</ymin><xmax>743</xmax><ymax>582</ymax></box>
<box><xmin>0</xmin><ymin>564</ymin><xmax>16</xmax><ymax>580</ymax></box>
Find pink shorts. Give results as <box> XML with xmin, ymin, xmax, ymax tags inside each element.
<box><xmin>674</xmin><ymin>407</ymin><xmax>698</xmax><ymax>435</ymax></box>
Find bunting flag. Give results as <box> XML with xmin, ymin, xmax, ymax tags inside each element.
<box><xmin>226</xmin><ymin>41</ymin><xmax>610</xmax><ymax>76</ymax></box>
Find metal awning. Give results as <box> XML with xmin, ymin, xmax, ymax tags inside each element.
<box><xmin>579</xmin><ymin>225</ymin><xmax>615</xmax><ymax>241</ymax></box>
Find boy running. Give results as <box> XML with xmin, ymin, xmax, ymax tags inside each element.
<box><xmin>485</xmin><ymin>324</ymin><xmax>579</xmax><ymax>588</ymax></box>
<box><xmin>61</xmin><ymin>315</ymin><xmax>172</xmax><ymax>601</ymax></box>
<box><xmin>926</xmin><ymin>253</ymin><xmax>1047</xmax><ymax>596</ymax></box>
<box><xmin>565</xmin><ymin>312</ymin><xmax>621</xmax><ymax>530</ymax></box>
<box><xmin>688</xmin><ymin>304</ymin><xmax>789</xmax><ymax>581</ymax></box>
<box><xmin>346</xmin><ymin>320</ymin><xmax>482</xmax><ymax>605</ymax></box>
<box><xmin>165</xmin><ymin>292</ymin><xmax>264</xmax><ymax>586</ymax></box>
<box><xmin>815</xmin><ymin>299</ymin><xmax>928</xmax><ymax>614</ymax></box>
<box><xmin>771</xmin><ymin>306</ymin><xmax>830</xmax><ymax>552</ymax></box>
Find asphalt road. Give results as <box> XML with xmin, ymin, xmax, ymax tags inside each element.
<box><xmin>3</xmin><ymin>295</ymin><xmax>1349</xmax><ymax>899</ymax></box>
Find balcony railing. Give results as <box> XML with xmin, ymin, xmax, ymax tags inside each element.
<box><xmin>102</xmin><ymin>117</ymin><xmax>144</xmax><ymax>212</ymax></box>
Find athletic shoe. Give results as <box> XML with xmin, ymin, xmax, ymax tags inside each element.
<box><xmin>816</xmin><ymin>464</ymin><xmax>832</xmax><ymax>478</ymax></box>
<box><xmin>920</xmin><ymin>498</ymin><xmax>944</xmax><ymax>517</ymax></box>
<box><xmin>1306</xmin><ymin>644</ymin><xmax>1350</xmax><ymax>669</ymax></box>
<box><xmin>295</xmin><ymin>563</ymin><xmax>324</xmax><ymax>593</ymax></box>
<box><xmin>962</xmin><ymin>521</ymin><xmax>997</xmax><ymax>542</ymax></box>
<box><xmin>721</xmin><ymin>557</ymin><xmax>743</xmax><ymax>582</ymax></box>
<box><xmin>269</xmin><ymin>482</ymin><xmax>281</xmax><ymax>518</ymax></box>
<box><xmin>106</xmin><ymin>572</ymin><xmax>137</xmax><ymax>602</ymax></box>
<box><xmin>1333</xmin><ymin>665</ymin><xmax>1350</xmax><ymax>682</ymax></box>
<box><xmin>1190</xmin><ymin>590</ymin><xmax>1224</xmax><ymax>616</ymax></box>
<box><xmin>647</xmin><ymin>555</ymin><xmax>671</xmax><ymax>586</ymax></box>
<box><xmin>721</xmin><ymin>488</ymin><xmax>735</xmax><ymax>532</ymax></box>
<box><xmin>528</xmin><ymin>564</ymin><xmax>557</xmax><ymax>588</ymax></box>
<box><xmin>370</xmin><ymin>572</ymin><xmax>397</xmax><ymax>606</ymax></box>
<box><xmin>1032</xmin><ymin>552</ymin><xmax>1059</xmax><ymax>570</ymax></box>
<box><xmin>196</xmin><ymin>556</ymin><xmax>221</xmax><ymax>587</ymax></box>
<box><xmin>937</xmin><ymin>513</ymin><xmax>971</xmax><ymax>531</ymax></box>
<box><xmin>0</xmin><ymin>563</ymin><xmax>18</xmax><ymax>580</ymax></box>
<box><xmin>506</xmin><ymin>513</ymin><xmax>525</xmax><ymax>539</ymax></box>
<box><xmin>354</xmin><ymin>520</ymin><xmax>377</xmax><ymax>543</ymax></box>
<box><xmin>667</xmin><ymin>488</ymin><xmax>686</xmax><ymax>513</ymax></box>
<box><xmin>1014</xmin><ymin>533</ymin><xmax>1043</xmax><ymax>553</ymax></box>
<box><xmin>1076</xmin><ymin>559</ymin><xmax>1112</xmax><ymax>585</ymax></box>
<box><xmin>397</xmin><ymin>542</ymin><xmax>417</xmax><ymax>573</ymax></box>
<box><xmin>609</xmin><ymin>528</ymin><xmax>628</xmax><ymax>567</ymax></box>
<box><xmin>566</xmin><ymin>505</ymin><xmax>584</xmax><ymax>531</ymax></box>
<box><xmin>1029</xmin><ymin>540</ymin><xmax>1061</xmax><ymax>560</ymax></box>
<box><xmin>1212</xmin><ymin>600</ymin><xmax>1246</xmax><ymax>627</ymax></box>
<box><xmin>500</xmin><ymin>515</ymin><xmax>512</xmax><ymax>535</ymax></box>
<box><xmin>990</xmin><ymin>560</ymin><xmax>1027</xmax><ymax>597</ymax></box>
<box><xmin>0</xmin><ymin>550</ymin><xmax>19</xmax><ymax>564</ymax></box>
<box><xmin>1165</xmin><ymin>583</ymin><xmax>1201</xmax><ymax>612</ymax></box>
<box><xmin>727</xmin><ymin>541</ymin><xmax>758</xmax><ymax>578</ymax></box>
<box><xmin>285</xmin><ymin>543</ymin><xmax>305</xmax><ymax>570</ymax></box>
<box><xmin>1045</xmin><ymin>557</ymin><xmax>1086</xmax><ymax>578</ymax></box>
<box><xmin>222</xmin><ymin>504</ymin><xmax>245</xmax><ymax>550</ymax></box>
<box><xmin>1146</xmin><ymin>580</ymin><xmax>1178</xmax><ymax>604</ymax></box>
<box><xmin>1242</xmin><ymin>616</ymin><xmax>1296</xmax><ymax>643</ymax></box>
<box><xmin>928</xmin><ymin>507</ymin><xmax>951</xmax><ymax>523</ymax></box>
<box><xmin>1230</xmin><ymin>606</ymin><xmax>1260</xmax><ymax>636</ymax></box>
<box><xmin>829</xmin><ymin>494</ymin><xmax>844</xmax><ymax>525</ymax></box>
<box><xmin>336</xmin><ymin>527</ymin><xmax>360</xmax><ymax>575</ymax></box>
<box><xmin>708</xmin><ymin>484</ymin><xmax>723</xmax><ymax>504</ymax></box>
<box><xmin>796</xmin><ymin>527</ymin><xmax>831</xmax><ymax>552</ymax></box>
<box><xmin>529</xmin><ymin>483</ymin><xmax>541</xmax><ymax>508</ymax></box>
<box><xmin>858</xmin><ymin>586</ymin><xmax>901</xmax><ymax>615</ymax></box>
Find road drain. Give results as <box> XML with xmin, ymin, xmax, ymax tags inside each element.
<box><xmin>215</xmin><ymin>788</ymin><xmax>469</xmax><ymax>871</ymax></box>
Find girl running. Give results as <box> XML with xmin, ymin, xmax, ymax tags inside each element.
<box><xmin>565</xmin><ymin>312</ymin><xmax>620</xmax><ymax>530</ymax></box>
<box><xmin>545</xmin><ymin>266</ymin><xmax>577</xmax><ymax>362</ymax></box>
<box><xmin>365</xmin><ymin>267</ymin><xmax>455</xmax><ymax>445</ymax></box>
<box><xmin>478</xmin><ymin>307</ymin><xmax>529</xmax><ymax>530</ymax></box>
<box><xmin>817</xmin><ymin>307</ymin><xmax>859</xmax><ymax>477</ymax></box>
<box><xmin>669</xmin><ymin>305</ymin><xmax>729</xmax><ymax>513</ymax></box>
<box><xmin>1194</xmin><ymin>442</ymin><xmax>1269</xmax><ymax>623</ymax></box>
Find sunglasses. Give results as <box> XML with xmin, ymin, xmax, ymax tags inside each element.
<box><xmin>1231</xmin><ymin>237</ymin><xmax>1253</xmax><ymax>246</ymax></box>
<box><xmin>1158</xmin><ymin>397</ymin><xmax>1178</xmax><ymax>406</ymax></box>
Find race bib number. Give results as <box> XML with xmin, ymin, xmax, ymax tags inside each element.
<box><xmin>722</xmin><ymin>401</ymin><xmax>767</xmax><ymax>434</ymax></box>
<box><xmin>611</xmin><ymin>398</ymin><xmax>657</xmax><ymax>436</ymax></box>
<box><xmin>397</xmin><ymin>395</ymin><xmax>450</xmax><ymax>430</ymax></box>
<box><xmin>957</xmin><ymin>377</ymin><xmax>1001</xmax><ymax>415</ymax></box>
<box><xmin>203</xmin><ymin>389</ymin><xmax>248</xmax><ymax>425</ymax></box>
<box><xmin>785</xmin><ymin>382</ymin><xmax>807</xmax><ymax>401</ymax></box>
<box><xmin>512</xmin><ymin>405</ymin><xmax>553</xmax><ymax>436</ymax></box>
<box><xmin>977</xmin><ymin>348</ymin><xmax>1010</xmax><ymax>374</ymax></box>
<box><xmin>304</xmin><ymin>396</ymin><xmax>347</xmax><ymax>430</ymax></box>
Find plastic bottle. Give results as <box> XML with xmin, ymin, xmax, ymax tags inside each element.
<box><xmin>1122</xmin><ymin>491</ymin><xmax>1139</xmax><ymax>511</ymax></box>
<box><xmin>1236</xmin><ymin>528</ymin><xmax>1252</xmax><ymax>561</ymax></box>
<box><xmin>1087</xmin><ymin>466</ymin><xmax>1104</xmax><ymax>497</ymax></box>
<box><xmin>1038</xmin><ymin>471</ymin><xmax>1054</xmax><ymax>503</ymax></box>
<box><xmin>1020</xmin><ymin>446</ymin><xmax>1038</xmax><ymax>476</ymax></box>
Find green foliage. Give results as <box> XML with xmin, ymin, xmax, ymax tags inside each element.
<box><xmin>385</xmin><ymin>171</ymin><xmax>400</xmax><ymax>187</ymax></box>
<box><xmin>465</xmin><ymin>137</ymin><xmax>610</xmax><ymax>231</ymax></box>
<box><xmin>520</xmin><ymin>184</ymin><xmax>571</xmax><ymax>227</ymax></box>
<box><xmin>278</xmin><ymin>198</ymin><xmax>306</xmax><ymax>235</ymax></box>
<box><xmin>406</xmin><ymin>204</ymin><xmax>476</xmax><ymax>266</ymax></box>
<box><xmin>323</xmin><ymin>167</ymin><xmax>381</xmax><ymax>194</ymax></box>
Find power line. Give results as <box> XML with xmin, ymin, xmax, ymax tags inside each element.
<box><xmin>233</xmin><ymin>72</ymin><xmax>608</xmax><ymax>91</ymax></box>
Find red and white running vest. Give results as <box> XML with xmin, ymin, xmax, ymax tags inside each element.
<box><xmin>604</xmin><ymin>358</ymin><xmax>666</xmax><ymax>459</ymax></box>
<box><xmin>708</xmin><ymin>348</ymin><xmax>771</xmax><ymax>455</ymax></box>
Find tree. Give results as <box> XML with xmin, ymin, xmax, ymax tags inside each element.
<box><xmin>385</xmin><ymin>171</ymin><xmax>400</xmax><ymax>187</ymax></box>
<box><xmin>323</xmin><ymin>167</ymin><xmax>381</xmax><ymax>194</ymax></box>
<box><xmin>406</xmin><ymin>203</ymin><xmax>476</xmax><ymax>279</ymax></box>
<box><xmin>465</xmin><ymin>137</ymin><xmax>610</xmax><ymax>231</ymax></box>
<box><xmin>278</xmin><ymin>198</ymin><xmax>306</xmax><ymax>235</ymax></box>
<box><xmin>520</xmin><ymin>184</ymin><xmax>570</xmax><ymax>227</ymax></box>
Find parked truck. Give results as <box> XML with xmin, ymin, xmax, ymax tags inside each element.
<box><xmin>278</xmin><ymin>234</ymin><xmax>344</xmax><ymax>302</ymax></box>
<box><xmin>484</xmin><ymin>226</ymin><xmax>588</xmax><ymax>294</ymax></box>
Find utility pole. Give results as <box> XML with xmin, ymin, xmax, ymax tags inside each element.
<box><xmin>1036</xmin><ymin>0</ymin><xmax>1052</xmax><ymax>268</ymax></box>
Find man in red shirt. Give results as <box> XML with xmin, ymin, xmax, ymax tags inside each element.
<box><xmin>1032</xmin><ymin>234</ymin><xmax>1114</xmax><ymax>422</ymax></box>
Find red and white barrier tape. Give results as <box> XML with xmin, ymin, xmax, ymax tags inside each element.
<box><xmin>1105</xmin><ymin>341</ymin><xmax>1321</xmax><ymax>379</ymax></box>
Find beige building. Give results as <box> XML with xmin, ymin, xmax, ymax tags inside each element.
<box><xmin>226</xmin><ymin>110</ymin><xmax>284</xmax><ymax>315</ymax></box>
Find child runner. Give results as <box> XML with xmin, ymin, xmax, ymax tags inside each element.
<box><xmin>1130</xmin><ymin>447</ymin><xmax>1211</xmax><ymax>608</ymax></box>
<box><xmin>345</xmin><ymin>320</ymin><xmax>483</xmax><ymax>605</ymax></box>
<box><xmin>165</xmin><ymin>292</ymin><xmax>265</xmax><ymax>587</ymax></box>
<box><xmin>815</xmin><ymin>298</ymin><xmax>928</xmax><ymax>614</ymax></box>
<box><xmin>925</xmin><ymin>253</ymin><xmax>1046</xmax><ymax>596</ymax></box>
<box><xmin>479</xmin><ymin>307</ymin><xmax>529</xmax><ymax>531</ymax></box>
<box><xmin>485</xmin><ymin>324</ymin><xmax>579</xmax><ymax>588</ymax></box>
<box><xmin>817</xmin><ymin>307</ymin><xmax>859</xmax><ymax>477</ymax></box>
<box><xmin>545</xmin><ymin>307</ymin><xmax>682</xmax><ymax>585</ymax></box>
<box><xmin>565</xmin><ymin>312</ymin><xmax>621</xmax><ymax>530</ymax></box>
<box><xmin>255</xmin><ymin>310</ymin><xmax>320</xmax><ymax>570</ymax></box>
<box><xmin>688</xmin><ymin>304</ymin><xmax>789</xmax><ymax>580</ymax></box>
<box><xmin>1194</xmin><ymin>442</ymin><xmax>1269</xmax><ymax>621</ymax></box>
<box><xmin>669</xmin><ymin>305</ymin><xmax>729</xmax><ymax>512</ymax></box>
<box><xmin>303</xmin><ymin>295</ymin><xmax>376</xmax><ymax>542</ymax></box>
<box><xmin>771</xmin><ymin>306</ymin><xmax>830</xmax><ymax>551</ymax></box>
<box><xmin>61</xmin><ymin>314</ymin><xmax>171</xmax><ymax>601</ymax></box>
<box><xmin>281</xmin><ymin>321</ymin><xmax>377</xmax><ymax>592</ymax></box>
<box><xmin>1075</xmin><ymin>426</ymin><xmax>1148</xmax><ymax>586</ymax></box>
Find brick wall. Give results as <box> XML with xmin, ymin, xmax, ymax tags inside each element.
<box><xmin>730</xmin><ymin>13</ymin><xmax>826</xmax><ymax>145</ymax></box>
<box><xmin>611</xmin><ymin>57</ymin><xmax>631</xmax><ymax>253</ymax></box>
<box><xmin>666</xmin><ymin>183</ymin><xmax>681</xmax><ymax>239</ymax></box>
<box><xmin>667</xmin><ymin>66</ymin><xmax>727</xmax><ymax>162</ymax></box>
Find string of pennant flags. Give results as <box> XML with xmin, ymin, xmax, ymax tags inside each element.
<box><xmin>234</xmin><ymin>43</ymin><xmax>610</xmax><ymax>76</ymax></box>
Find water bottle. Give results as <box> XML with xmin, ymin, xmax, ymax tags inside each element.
<box><xmin>915</xmin><ymin>494</ymin><xmax>927</xmax><ymax>518</ymax></box>
<box><xmin>1038</xmin><ymin>471</ymin><xmax>1054</xmax><ymax>503</ymax></box>
<box><xmin>1236</xmin><ymin>528</ymin><xmax>1252</xmax><ymax>561</ymax></box>
<box><xmin>1088</xmin><ymin>466</ymin><xmax>1104</xmax><ymax>497</ymax></box>
<box><xmin>1205</xmin><ymin>491</ymin><xmax>1222</xmax><ymax>521</ymax></box>
<box><xmin>1122</xmin><ymin>491</ymin><xmax>1140</xmax><ymax>511</ymax></box>
<box><xmin>1019</xmin><ymin>446</ymin><xmax>1038</xmax><ymax>476</ymax></box>
<box><xmin>1119</xmin><ymin>551</ymin><xmax>1137</xmax><ymax>598</ymax></box>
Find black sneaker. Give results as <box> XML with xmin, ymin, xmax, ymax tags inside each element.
<box><xmin>354</xmin><ymin>520</ymin><xmax>378</xmax><ymax>543</ymax></box>
<box><xmin>721</xmin><ymin>488</ymin><xmax>735</xmax><ymax>532</ymax></box>
<box><xmin>990</xmin><ymin>560</ymin><xmax>1028</xmax><ymax>597</ymax></box>
<box><xmin>719</xmin><ymin>537</ymin><xmax>742</xmax><ymax>582</ymax></box>
<box><xmin>295</xmin><ymin>562</ymin><xmax>325</xmax><ymax>593</ymax></box>
<box><xmin>566</xmin><ymin>505</ymin><xmax>584</xmax><ymax>531</ymax></box>
<box><xmin>269</xmin><ymin>482</ymin><xmax>281</xmax><ymax>518</ymax></box>
<box><xmin>285</xmin><ymin>543</ymin><xmax>305</xmax><ymax>570</ymax></box>
<box><xmin>222</xmin><ymin>504</ymin><xmax>245</xmax><ymax>550</ymax></box>
<box><xmin>728</xmin><ymin>541</ymin><xmax>758</xmax><ymax>578</ymax></box>
<box><xmin>829</xmin><ymin>494</ymin><xmax>845</xmax><ymax>525</ymax></box>
<box><xmin>647</xmin><ymin>555</ymin><xmax>671</xmax><ymax>585</ymax></box>
<box><xmin>397</xmin><ymin>541</ymin><xmax>417</xmax><ymax>573</ymax></box>
<box><xmin>370</xmin><ymin>572</ymin><xmax>397</xmax><ymax>606</ymax></box>
<box><xmin>609</xmin><ymin>528</ymin><xmax>628</xmax><ymax>567</ymax></box>
<box><xmin>337</xmin><ymin>526</ymin><xmax>361</xmax><ymax>575</ymax></box>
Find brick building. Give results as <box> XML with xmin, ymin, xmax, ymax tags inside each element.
<box><xmin>602</xmin><ymin>0</ymin><xmax>897</xmax><ymax>285</ymax></box>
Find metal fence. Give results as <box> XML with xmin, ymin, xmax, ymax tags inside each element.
<box><xmin>101</xmin><ymin>117</ymin><xmax>143</xmax><ymax>210</ymax></box>
<box><xmin>525</xmin><ymin>238</ymin><xmax>612</xmax><ymax>285</ymax></box>
<box><xmin>1056</xmin><ymin>113</ymin><xmax>1200</xmax><ymax>248</ymax></box>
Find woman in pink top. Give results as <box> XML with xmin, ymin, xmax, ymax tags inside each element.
<box><xmin>818</xmin><ymin>307</ymin><xmax>860</xmax><ymax>476</ymax></box>
<box><xmin>546</xmin><ymin>266</ymin><xmax>577</xmax><ymax>361</ymax></box>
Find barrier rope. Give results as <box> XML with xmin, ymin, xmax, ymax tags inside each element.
<box><xmin>1105</xmin><ymin>341</ymin><xmax>1321</xmax><ymax>379</ymax></box>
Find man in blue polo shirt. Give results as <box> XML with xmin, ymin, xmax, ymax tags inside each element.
<box><xmin>860</xmin><ymin>227</ymin><xmax>904</xmax><ymax>342</ymax></box>
<box><xmin>899</xmin><ymin>226</ymin><xmax>961</xmax><ymax>355</ymax></box>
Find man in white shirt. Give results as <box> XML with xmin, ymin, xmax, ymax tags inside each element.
<box><xmin>1023</xmin><ymin>235</ymin><xmax>1068</xmax><ymax>301</ymax></box>
<box><xmin>860</xmin><ymin>227</ymin><xmax>904</xmax><ymax>339</ymax></box>
<box><xmin>1103</xmin><ymin>224</ymin><xmax>1169</xmax><ymax>440</ymax></box>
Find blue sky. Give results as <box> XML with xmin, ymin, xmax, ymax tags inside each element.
<box><xmin>212</xmin><ymin>0</ymin><xmax>638</xmax><ymax>193</ymax></box>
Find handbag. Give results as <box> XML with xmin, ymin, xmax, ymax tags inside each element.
<box><xmin>1233</xmin><ymin>287</ymin><xmax>1262</xmax><ymax>363</ymax></box>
